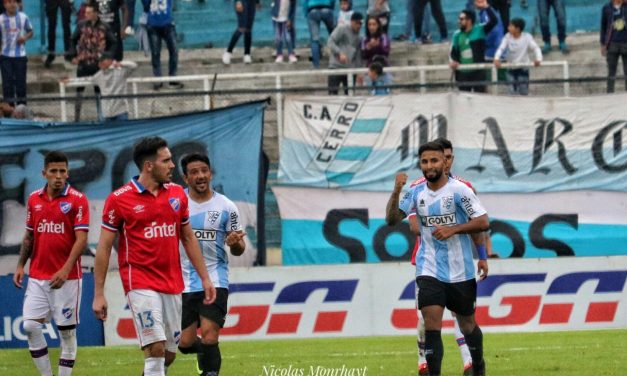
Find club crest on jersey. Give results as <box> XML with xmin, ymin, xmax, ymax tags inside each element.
<box><xmin>442</xmin><ymin>196</ymin><xmax>453</xmax><ymax>210</ymax></box>
<box><xmin>60</xmin><ymin>202</ymin><xmax>72</xmax><ymax>214</ymax></box>
<box><xmin>169</xmin><ymin>198</ymin><xmax>180</xmax><ymax>212</ymax></box>
<box><xmin>62</xmin><ymin>308</ymin><xmax>73</xmax><ymax>319</ymax></box>
<box><xmin>207</xmin><ymin>211</ymin><xmax>220</xmax><ymax>224</ymax></box>
<box><xmin>173</xmin><ymin>330</ymin><xmax>181</xmax><ymax>345</ymax></box>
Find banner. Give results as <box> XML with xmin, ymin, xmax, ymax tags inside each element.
<box><xmin>279</xmin><ymin>93</ymin><xmax>627</xmax><ymax>192</ymax></box>
<box><xmin>103</xmin><ymin>257</ymin><xmax>627</xmax><ymax>345</ymax></box>
<box><xmin>0</xmin><ymin>274</ymin><xmax>104</xmax><ymax>348</ymax></box>
<box><xmin>277</xmin><ymin>94</ymin><xmax>627</xmax><ymax>264</ymax></box>
<box><xmin>0</xmin><ymin>100</ymin><xmax>267</xmax><ymax>274</ymax></box>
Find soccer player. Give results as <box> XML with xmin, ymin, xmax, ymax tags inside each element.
<box><xmin>92</xmin><ymin>137</ymin><xmax>216</xmax><ymax>376</ymax></box>
<box><xmin>386</xmin><ymin>141</ymin><xmax>490</xmax><ymax>376</ymax></box>
<box><xmin>408</xmin><ymin>138</ymin><xmax>490</xmax><ymax>375</ymax></box>
<box><xmin>177</xmin><ymin>153</ymin><xmax>246</xmax><ymax>376</ymax></box>
<box><xmin>13</xmin><ymin>151</ymin><xmax>90</xmax><ymax>376</ymax></box>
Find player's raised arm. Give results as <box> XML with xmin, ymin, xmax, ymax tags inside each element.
<box><xmin>226</xmin><ymin>231</ymin><xmax>247</xmax><ymax>256</ymax></box>
<box><xmin>386</xmin><ymin>172</ymin><xmax>408</xmax><ymax>225</ymax></box>
<box><xmin>93</xmin><ymin>229</ymin><xmax>116</xmax><ymax>321</ymax></box>
<box><xmin>181</xmin><ymin>222</ymin><xmax>216</xmax><ymax>305</ymax></box>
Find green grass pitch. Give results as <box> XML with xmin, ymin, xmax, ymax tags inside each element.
<box><xmin>1</xmin><ymin>330</ymin><xmax>625</xmax><ymax>375</ymax></box>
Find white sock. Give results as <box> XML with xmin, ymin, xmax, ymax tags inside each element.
<box><xmin>418</xmin><ymin>310</ymin><xmax>426</xmax><ymax>365</ymax></box>
<box><xmin>59</xmin><ymin>328</ymin><xmax>77</xmax><ymax>376</ymax></box>
<box><xmin>144</xmin><ymin>357</ymin><xmax>165</xmax><ymax>376</ymax></box>
<box><xmin>23</xmin><ymin>320</ymin><xmax>53</xmax><ymax>376</ymax></box>
<box><xmin>454</xmin><ymin>319</ymin><xmax>472</xmax><ymax>366</ymax></box>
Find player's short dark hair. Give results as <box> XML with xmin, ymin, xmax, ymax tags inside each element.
<box><xmin>461</xmin><ymin>10</ymin><xmax>475</xmax><ymax>24</ymax></box>
<box><xmin>433</xmin><ymin>137</ymin><xmax>453</xmax><ymax>151</ymax></box>
<box><xmin>44</xmin><ymin>151</ymin><xmax>69</xmax><ymax>168</ymax></box>
<box><xmin>418</xmin><ymin>141</ymin><xmax>444</xmax><ymax>157</ymax></box>
<box><xmin>133</xmin><ymin>136</ymin><xmax>168</xmax><ymax>170</ymax></box>
<box><xmin>181</xmin><ymin>153</ymin><xmax>211</xmax><ymax>175</ymax></box>
<box><xmin>510</xmin><ymin>18</ymin><xmax>525</xmax><ymax>31</ymax></box>
<box><xmin>369</xmin><ymin>62</ymin><xmax>383</xmax><ymax>76</ymax></box>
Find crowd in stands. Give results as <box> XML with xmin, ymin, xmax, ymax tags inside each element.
<box><xmin>0</xmin><ymin>0</ymin><xmax>625</xmax><ymax>116</ymax></box>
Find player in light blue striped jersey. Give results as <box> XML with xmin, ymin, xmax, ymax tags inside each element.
<box><xmin>177</xmin><ymin>153</ymin><xmax>246</xmax><ymax>376</ymax></box>
<box><xmin>386</xmin><ymin>141</ymin><xmax>489</xmax><ymax>376</ymax></box>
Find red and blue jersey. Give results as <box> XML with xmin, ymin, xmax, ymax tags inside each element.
<box><xmin>101</xmin><ymin>177</ymin><xmax>189</xmax><ymax>294</ymax></box>
<box><xmin>26</xmin><ymin>184</ymin><xmax>90</xmax><ymax>280</ymax></box>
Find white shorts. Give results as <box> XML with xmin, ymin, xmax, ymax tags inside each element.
<box><xmin>127</xmin><ymin>289</ymin><xmax>182</xmax><ymax>352</ymax></box>
<box><xmin>23</xmin><ymin>278</ymin><xmax>82</xmax><ymax>326</ymax></box>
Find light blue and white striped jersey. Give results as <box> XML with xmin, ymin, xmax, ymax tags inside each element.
<box><xmin>0</xmin><ymin>12</ymin><xmax>32</xmax><ymax>57</ymax></box>
<box><xmin>180</xmin><ymin>191</ymin><xmax>242</xmax><ymax>292</ymax></box>
<box><xmin>400</xmin><ymin>178</ymin><xmax>486</xmax><ymax>283</ymax></box>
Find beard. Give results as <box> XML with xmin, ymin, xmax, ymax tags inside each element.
<box><xmin>424</xmin><ymin>169</ymin><xmax>443</xmax><ymax>183</ymax></box>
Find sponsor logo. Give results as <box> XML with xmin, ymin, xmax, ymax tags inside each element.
<box><xmin>421</xmin><ymin>213</ymin><xmax>456</xmax><ymax>227</ymax></box>
<box><xmin>76</xmin><ymin>206</ymin><xmax>84</xmax><ymax>222</ymax></box>
<box><xmin>37</xmin><ymin>220</ymin><xmax>65</xmax><ymax>234</ymax></box>
<box><xmin>229</xmin><ymin>212</ymin><xmax>239</xmax><ymax>231</ymax></box>
<box><xmin>113</xmin><ymin>185</ymin><xmax>132</xmax><ymax>196</ymax></box>
<box><xmin>460</xmin><ymin>196</ymin><xmax>476</xmax><ymax>216</ymax></box>
<box><xmin>169</xmin><ymin>198</ymin><xmax>180</xmax><ymax>212</ymax></box>
<box><xmin>60</xmin><ymin>202</ymin><xmax>72</xmax><ymax>214</ymax></box>
<box><xmin>133</xmin><ymin>205</ymin><xmax>145</xmax><ymax>213</ymax></box>
<box><xmin>62</xmin><ymin>308</ymin><xmax>73</xmax><ymax>320</ymax></box>
<box><xmin>107</xmin><ymin>210</ymin><xmax>116</xmax><ymax>224</ymax></box>
<box><xmin>419</xmin><ymin>199</ymin><xmax>425</xmax><ymax>207</ymax></box>
<box><xmin>144</xmin><ymin>221</ymin><xmax>176</xmax><ymax>239</ymax></box>
<box><xmin>34</xmin><ymin>204</ymin><xmax>43</xmax><ymax>212</ymax></box>
<box><xmin>194</xmin><ymin>229</ymin><xmax>217</xmax><ymax>241</ymax></box>
<box><xmin>70</xmin><ymin>190</ymin><xmax>83</xmax><ymax>198</ymax></box>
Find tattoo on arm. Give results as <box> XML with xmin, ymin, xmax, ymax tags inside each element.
<box><xmin>18</xmin><ymin>232</ymin><xmax>34</xmax><ymax>267</ymax></box>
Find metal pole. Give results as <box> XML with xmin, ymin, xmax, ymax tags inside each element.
<box><xmin>491</xmin><ymin>66</ymin><xmax>498</xmax><ymax>95</ymax></box>
<box><xmin>60</xmin><ymin>83</ymin><xmax>67</xmax><ymax>122</ymax></box>
<box><xmin>132</xmin><ymin>83</ymin><xmax>139</xmax><ymax>118</ymax></box>
<box><xmin>276</xmin><ymin>75</ymin><xmax>283</xmax><ymax>154</ymax></box>
<box><xmin>420</xmin><ymin>69</ymin><xmax>426</xmax><ymax>94</ymax></box>
<box><xmin>563</xmin><ymin>62</ymin><xmax>570</xmax><ymax>97</ymax></box>
<box><xmin>203</xmin><ymin>78</ymin><xmax>210</xmax><ymax>110</ymax></box>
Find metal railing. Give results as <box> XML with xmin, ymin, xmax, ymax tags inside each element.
<box><xmin>59</xmin><ymin>61</ymin><xmax>570</xmax><ymax>137</ymax></box>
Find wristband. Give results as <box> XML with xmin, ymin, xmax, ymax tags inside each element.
<box><xmin>477</xmin><ymin>245</ymin><xmax>488</xmax><ymax>260</ymax></box>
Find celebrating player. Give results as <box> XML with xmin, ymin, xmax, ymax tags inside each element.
<box><xmin>13</xmin><ymin>151</ymin><xmax>90</xmax><ymax>376</ymax></box>
<box><xmin>386</xmin><ymin>141</ymin><xmax>490</xmax><ymax>376</ymax></box>
<box><xmin>92</xmin><ymin>137</ymin><xmax>216</xmax><ymax>376</ymax></box>
<box><xmin>177</xmin><ymin>153</ymin><xmax>246</xmax><ymax>376</ymax></box>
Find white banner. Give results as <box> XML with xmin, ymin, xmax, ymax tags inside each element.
<box><xmin>280</xmin><ymin>93</ymin><xmax>627</xmax><ymax>192</ymax></box>
<box><xmin>103</xmin><ymin>256</ymin><xmax>627</xmax><ymax>345</ymax></box>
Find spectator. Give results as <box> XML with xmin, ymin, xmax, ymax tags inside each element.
<box><xmin>125</xmin><ymin>0</ymin><xmax>137</xmax><ymax>36</ymax></box>
<box><xmin>395</xmin><ymin>0</ymin><xmax>432</xmax><ymax>44</ymax></box>
<box><xmin>142</xmin><ymin>0</ymin><xmax>184</xmax><ymax>89</ymax></box>
<box><xmin>93</xmin><ymin>0</ymin><xmax>129</xmax><ymax>61</ymax></box>
<box><xmin>478</xmin><ymin>0</ymin><xmax>504</xmax><ymax>61</ymax></box>
<box><xmin>272</xmin><ymin>0</ymin><xmax>297</xmax><ymax>63</ymax></box>
<box><xmin>413</xmin><ymin>0</ymin><xmax>448</xmax><ymax>44</ymax></box>
<box><xmin>327</xmin><ymin>11</ymin><xmax>363</xmax><ymax>95</ymax></box>
<box><xmin>363</xmin><ymin>61</ymin><xmax>393</xmax><ymax>95</ymax></box>
<box><xmin>13</xmin><ymin>103</ymin><xmax>33</xmax><ymax>119</ymax></box>
<box><xmin>222</xmin><ymin>0</ymin><xmax>260</xmax><ymax>65</ymax></box>
<box><xmin>44</xmin><ymin>0</ymin><xmax>73</xmax><ymax>68</ymax></box>
<box><xmin>494</xmin><ymin>17</ymin><xmax>542</xmax><ymax>95</ymax></box>
<box><xmin>337</xmin><ymin>0</ymin><xmax>353</xmax><ymax>28</ymax></box>
<box><xmin>361</xmin><ymin>16</ymin><xmax>390</xmax><ymax>67</ymax></box>
<box><xmin>538</xmin><ymin>0</ymin><xmax>569</xmax><ymax>54</ymax></box>
<box><xmin>600</xmin><ymin>0</ymin><xmax>627</xmax><ymax>93</ymax></box>
<box><xmin>449</xmin><ymin>4</ymin><xmax>498</xmax><ymax>93</ymax></box>
<box><xmin>303</xmin><ymin>0</ymin><xmax>334</xmax><ymax>68</ymax></box>
<box><xmin>367</xmin><ymin>0</ymin><xmax>390</xmax><ymax>34</ymax></box>
<box><xmin>69</xmin><ymin>54</ymin><xmax>137</xmax><ymax>121</ymax></box>
<box><xmin>0</xmin><ymin>0</ymin><xmax>33</xmax><ymax>106</ymax></box>
<box><xmin>70</xmin><ymin>3</ymin><xmax>117</xmax><ymax>121</ymax></box>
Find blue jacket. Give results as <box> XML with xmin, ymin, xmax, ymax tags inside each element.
<box><xmin>302</xmin><ymin>0</ymin><xmax>334</xmax><ymax>15</ymax></box>
<box><xmin>142</xmin><ymin>0</ymin><xmax>174</xmax><ymax>27</ymax></box>
<box><xmin>271</xmin><ymin>0</ymin><xmax>296</xmax><ymax>22</ymax></box>
<box><xmin>479</xmin><ymin>6</ymin><xmax>504</xmax><ymax>59</ymax></box>
<box><xmin>601</xmin><ymin>1</ymin><xmax>627</xmax><ymax>45</ymax></box>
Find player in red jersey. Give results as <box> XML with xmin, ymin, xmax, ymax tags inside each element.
<box><xmin>408</xmin><ymin>138</ymin><xmax>491</xmax><ymax>376</ymax></box>
<box><xmin>13</xmin><ymin>151</ymin><xmax>90</xmax><ymax>376</ymax></box>
<box><xmin>92</xmin><ymin>137</ymin><xmax>216</xmax><ymax>376</ymax></box>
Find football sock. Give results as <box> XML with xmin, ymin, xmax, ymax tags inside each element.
<box><xmin>23</xmin><ymin>320</ymin><xmax>53</xmax><ymax>376</ymax></box>
<box><xmin>178</xmin><ymin>337</ymin><xmax>202</xmax><ymax>354</ymax></box>
<box><xmin>454</xmin><ymin>320</ymin><xmax>472</xmax><ymax>366</ymax></box>
<box><xmin>59</xmin><ymin>326</ymin><xmax>77</xmax><ymax>376</ymax></box>
<box><xmin>424</xmin><ymin>330</ymin><xmax>443</xmax><ymax>376</ymax></box>
<box><xmin>418</xmin><ymin>312</ymin><xmax>426</xmax><ymax>365</ymax></box>
<box><xmin>144</xmin><ymin>357</ymin><xmax>165</xmax><ymax>376</ymax></box>
<box><xmin>464</xmin><ymin>326</ymin><xmax>485</xmax><ymax>375</ymax></box>
<box><xmin>198</xmin><ymin>342</ymin><xmax>221</xmax><ymax>376</ymax></box>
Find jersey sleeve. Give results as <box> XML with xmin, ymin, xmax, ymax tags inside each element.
<box><xmin>227</xmin><ymin>201</ymin><xmax>243</xmax><ymax>232</ymax></box>
<box><xmin>180</xmin><ymin>192</ymin><xmax>190</xmax><ymax>225</ymax></box>
<box><xmin>399</xmin><ymin>188</ymin><xmax>415</xmax><ymax>217</ymax></box>
<box><xmin>74</xmin><ymin>194</ymin><xmax>90</xmax><ymax>232</ymax></box>
<box><xmin>457</xmin><ymin>185</ymin><xmax>487</xmax><ymax>219</ymax></box>
<box><xmin>101</xmin><ymin>194</ymin><xmax>121</xmax><ymax>232</ymax></box>
<box><xmin>25</xmin><ymin>196</ymin><xmax>33</xmax><ymax>231</ymax></box>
